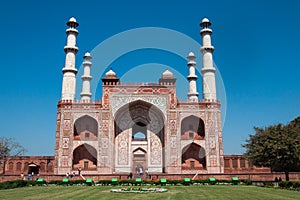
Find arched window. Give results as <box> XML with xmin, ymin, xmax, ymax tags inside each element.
<box><xmin>24</xmin><ymin>162</ymin><xmax>29</xmax><ymax>171</ymax></box>
<box><xmin>132</xmin><ymin>122</ymin><xmax>147</xmax><ymax>140</ymax></box>
<box><xmin>47</xmin><ymin>162</ymin><xmax>53</xmax><ymax>172</ymax></box>
<box><xmin>8</xmin><ymin>162</ymin><xmax>14</xmax><ymax>171</ymax></box>
<box><xmin>16</xmin><ymin>162</ymin><xmax>22</xmax><ymax>171</ymax></box>
<box><xmin>40</xmin><ymin>162</ymin><xmax>46</xmax><ymax>172</ymax></box>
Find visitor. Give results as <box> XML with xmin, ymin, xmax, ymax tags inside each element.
<box><xmin>78</xmin><ymin>167</ymin><xmax>82</xmax><ymax>175</ymax></box>
<box><xmin>139</xmin><ymin>167</ymin><xmax>143</xmax><ymax>177</ymax></box>
<box><xmin>72</xmin><ymin>172</ymin><xmax>76</xmax><ymax>179</ymax></box>
<box><xmin>20</xmin><ymin>173</ymin><xmax>24</xmax><ymax>180</ymax></box>
<box><xmin>146</xmin><ymin>168</ymin><xmax>149</xmax><ymax>179</ymax></box>
<box><xmin>129</xmin><ymin>172</ymin><xmax>133</xmax><ymax>180</ymax></box>
<box><xmin>66</xmin><ymin>172</ymin><xmax>69</xmax><ymax>179</ymax></box>
<box><xmin>274</xmin><ymin>177</ymin><xmax>279</xmax><ymax>187</ymax></box>
<box><xmin>27</xmin><ymin>173</ymin><xmax>31</xmax><ymax>180</ymax></box>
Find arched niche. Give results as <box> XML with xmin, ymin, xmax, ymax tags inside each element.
<box><xmin>72</xmin><ymin>143</ymin><xmax>97</xmax><ymax>170</ymax></box>
<box><xmin>74</xmin><ymin>115</ymin><xmax>98</xmax><ymax>140</ymax></box>
<box><xmin>181</xmin><ymin>115</ymin><xmax>205</xmax><ymax>140</ymax></box>
<box><xmin>181</xmin><ymin>143</ymin><xmax>206</xmax><ymax>169</ymax></box>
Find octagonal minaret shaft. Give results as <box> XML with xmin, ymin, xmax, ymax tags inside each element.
<box><xmin>200</xmin><ymin>18</ymin><xmax>217</xmax><ymax>100</ymax></box>
<box><xmin>61</xmin><ymin>17</ymin><xmax>79</xmax><ymax>100</ymax></box>
<box><xmin>187</xmin><ymin>52</ymin><xmax>199</xmax><ymax>100</ymax></box>
<box><xmin>80</xmin><ymin>52</ymin><xmax>92</xmax><ymax>101</ymax></box>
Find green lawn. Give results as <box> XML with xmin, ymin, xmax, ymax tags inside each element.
<box><xmin>0</xmin><ymin>185</ymin><xmax>298</xmax><ymax>200</ymax></box>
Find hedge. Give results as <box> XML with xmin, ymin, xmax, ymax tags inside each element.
<box><xmin>2</xmin><ymin>179</ymin><xmax>298</xmax><ymax>190</ymax></box>
<box><xmin>278</xmin><ymin>181</ymin><xmax>300</xmax><ymax>190</ymax></box>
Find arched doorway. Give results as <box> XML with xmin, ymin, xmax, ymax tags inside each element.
<box><xmin>28</xmin><ymin>162</ymin><xmax>39</xmax><ymax>175</ymax></box>
<box><xmin>114</xmin><ymin>100</ymin><xmax>165</xmax><ymax>173</ymax></box>
<box><xmin>132</xmin><ymin>148</ymin><xmax>147</xmax><ymax>175</ymax></box>
<box><xmin>73</xmin><ymin>144</ymin><xmax>97</xmax><ymax>170</ymax></box>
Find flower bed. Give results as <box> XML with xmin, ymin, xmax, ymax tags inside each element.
<box><xmin>110</xmin><ymin>187</ymin><xmax>168</xmax><ymax>193</ymax></box>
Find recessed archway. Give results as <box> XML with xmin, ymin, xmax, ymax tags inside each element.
<box><xmin>114</xmin><ymin>100</ymin><xmax>165</xmax><ymax>172</ymax></box>
<box><xmin>74</xmin><ymin>115</ymin><xmax>98</xmax><ymax>140</ymax></box>
<box><xmin>181</xmin><ymin>115</ymin><xmax>205</xmax><ymax>140</ymax></box>
<box><xmin>182</xmin><ymin>143</ymin><xmax>206</xmax><ymax>169</ymax></box>
<box><xmin>73</xmin><ymin>144</ymin><xmax>97</xmax><ymax>170</ymax></box>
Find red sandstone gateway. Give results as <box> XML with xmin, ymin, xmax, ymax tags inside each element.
<box><xmin>3</xmin><ymin>17</ymin><xmax>298</xmax><ymax>182</ymax></box>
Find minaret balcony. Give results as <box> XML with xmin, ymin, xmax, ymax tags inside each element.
<box><xmin>83</xmin><ymin>61</ymin><xmax>92</xmax><ymax>66</ymax></box>
<box><xmin>187</xmin><ymin>74</ymin><xmax>198</xmax><ymax>80</ymax></box>
<box><xmin>81</xmin><ymin>75</ymin><xmax>92</xmax><ymax>80</ymax></box>
<box><xmin>201</xmin><ymin>67</ymin><xmax>216</xmax><ymax>74</ymax></box>
<box><xmin>200</xmin><ymin>28</ymin><xmax>212</xmax><ymax>35</ymax></box>
<box><xmin>200</xmin><ymin>46</ymin><xmax>214</xmax><ymax>53</ymax></box>
<box><xmin>64</xmin><ymin>46</ymin><xmax>79</xmax><ymax>53</ymax></box>
<box><xmin>80</xmin><ymin>92</ymin><xmax>92</xmax><ymax>97</ymax></box>
<box><xmin>187</xmin><ymin>92</ymin><xmax>199</xmax><ymax>98</ymax></box>
<box><xmin>66</xmin><ymin>28</ymin><xmax>79</xmax><ymax>35</ymax></box>
<box><xmin>187</xmin><ymin>60</ymin><xmax>196</xmax><ymax>66</ymax></box>
<box><xmin>62</xmin><ymin>67</ymin><xmax>78</xmax><ymax>74</ymax></box>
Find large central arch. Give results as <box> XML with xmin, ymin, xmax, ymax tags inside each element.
<box><xmin>114</xmin><ymin>100</ymin><xmax>165</xmax><ymax>173</ymax></box>
<box><xmin>114</xmin><ymin>100</ymin><xmax>165</xmax><ymax>145</ymax></box>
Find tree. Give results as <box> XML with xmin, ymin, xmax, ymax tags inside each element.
<box><xmin>243</xmin><ymin>117</ymin><xmax>300</xmax><ymax>181</ymax></box>
<box><xmin>0</xmin><ymin>137</ymin><xmax>26</xmax><ymax>173</ymax></box>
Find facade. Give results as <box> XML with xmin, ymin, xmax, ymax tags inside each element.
<box><xmin>54</xmin><ymin>17</ymin><xmax>224</xmax><ymax>175</ymax></box>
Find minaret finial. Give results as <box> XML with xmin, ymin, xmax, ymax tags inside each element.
<box><xmin>61</xmin><ymin>16</ymin><xmax>79</xmax><ymax>101</ymax></box>
<box><xmin>200</xmin><ymin>17</ymin><xmax>217</xmax><ymax>100</ymax></box>
<box><xmin>200</xmin><ymin>17</ymin><xmax>211</xmax><ymax>29</ymax></box>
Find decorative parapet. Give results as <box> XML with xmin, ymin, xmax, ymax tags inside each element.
<box><xmin>177</xmin><ymin>99</ymin><xmax>220</xmax><ymax>109</ymax></box>
<box><xmin>57</xmin><ymin>99</ymin><xmax>102</xmax><ymax>110</ymax></box>
<box><xmin>103</xmin><ymin>81</ymin><xmax>176</xmax><ymax>86</ymax></box>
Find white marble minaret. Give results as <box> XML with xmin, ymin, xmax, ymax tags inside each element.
<box><xmin>200</xmin><ymin>18</ymin><xmax>217</xmax><ymax>100</ymax></box>
<box><xmin>80</xmin><ymin>52</ymin><xmax>92</xmax><ymax>101</ymax></box>
<box><xmin>61</xmin><ymin>17</ymin><xmax>79</xmax><ymax>100</ymax></box>
<box><xmin>187</xmin><ymin>52</ymin><xmax>199</xmax><ymax>100</ymax></box>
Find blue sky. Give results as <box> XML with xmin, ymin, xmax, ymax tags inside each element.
<box><xmin>0</xmin><ymin>0</ymin><xmax>299</xmax><ymax>156</ymax></box>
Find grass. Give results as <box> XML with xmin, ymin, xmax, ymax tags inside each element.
<box><xmin>0</xmin><ymin>185</ymin><xmax>298</xmax><ymax>200</ymax></box>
